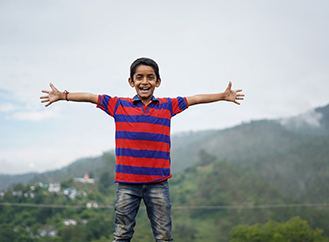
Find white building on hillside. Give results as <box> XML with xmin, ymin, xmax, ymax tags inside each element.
<box><xmin>74</xmin><ymin>173</ymin><xmax>95</xmax><ymax>184</ymax></box>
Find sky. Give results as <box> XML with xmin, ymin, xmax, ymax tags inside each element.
<box><xmin>1</xmin><ymin>0</ymin><xmax>328</xmax><ymax>174</ymax></box>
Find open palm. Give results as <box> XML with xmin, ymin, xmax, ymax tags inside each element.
<box><xmin>40</xmin><ymin>83</ymin><xmax>62</xmax><ymax>107</ymax></box>
<box><xmin>224</xmin><ymin>82</ymin><xmax>244</xmax><ymax>105</ymax></box>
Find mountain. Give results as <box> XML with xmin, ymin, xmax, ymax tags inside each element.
<box><xmin>171</xmin><ymin>103</ymin><xmax>329</xmax><ymax>172</ymax></box>
<box><xmin>0</xmin><ymin>152</ymin><xmax>116</xmax><ymax>191</ymax></box>
<box><xmin>1</xmin><ymin>103</ymin><xmax>329</xmax><ymax>241</ymax></box>
<box><xmin>168</xmin><ymin>154</ymin><xmax>329</xmax><ymax>241</ymax></box>
<box><xmin>170</xmin><ymin>104</ymin><xmax>329</xmax><ymax>202</ymax></box>
<box><xmin>1</xmin><ymin>103</ymin><xmax>329</xmax><ymax>199</ymax></box>
<box><xmin>28</xmin><ymin>151</ymin><xmax>116</xmax><ymax>185</ymax></box>
<box><xmin>0</xmin><ymin>172</ymin><xmax>38</xmax><ymax>191</ymax></box>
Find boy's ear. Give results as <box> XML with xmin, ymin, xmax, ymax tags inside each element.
<box><xmin>128</xmin><ymin>77</ymin><xmax>134</xmax><ymax>87</ymax></box>
<box><xmin>156</xmin><ymin>78</ymin><xmax>161</xmax><ymax>87</ymax></box>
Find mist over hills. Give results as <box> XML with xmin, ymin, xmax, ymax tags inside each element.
<box><xmin>279</xmin><ymin>103</ymin><xmax>329</xmax><ymax>135</ymax></box>
<box><xmin>171</xmin><ymin>103</ymin><xmax>329</xmax><ymax>167</ymax></box>
<box><xmin>171</xmin><ymin>103</ymin><xmax>329</xmax><ymax>202</ymax></box>
<box><xmin>0</xmin><ymin>152</ymin><xmax>116</xmax><ymax>191</ymax></box>
<box><xmin>1</xmin><ymin>103</ymin><xmax>328</xmax><ymax>195</ymax></box>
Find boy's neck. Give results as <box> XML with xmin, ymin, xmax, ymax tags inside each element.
<box><xmin>141</xmin><ymin>98</ymin><xmax>152</xmax><ymax>106</ymax></box>
<box><xmin>136</xmin><ymin>94</ymin><xmax>154</xmax><ymax>106</ymax></box>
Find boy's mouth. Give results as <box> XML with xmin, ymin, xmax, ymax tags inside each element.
<box><xmin>139</xmin><ymin>87</ymin><xmax>151</xmax><ymax>93</ymax></box>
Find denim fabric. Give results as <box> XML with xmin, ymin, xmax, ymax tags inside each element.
<box><xmin>113</xmin><ymin>180</ymin><xmax>173</xmax><ymax>242</ymax></box>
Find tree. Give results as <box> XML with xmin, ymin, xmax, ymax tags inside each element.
<box><xmin>198</xmin><ymin>149</ymin><xmax>217</xmax><ymax>166</ymax></box>
<box><xmin>230</xmin><ymin>217</ymin><xmax>329</xmax><ymax>242</ymax></box>
<box><xmin>98</xmin><ymin>170</ymin><xmax>113</xmax><ymax>194</ymax></box>
<box><xmin>84</xmin><ymin>212</ymin><xmax>113</xmax><ymax>241</ymax></box>
<box><xmin>61</xmin><ymin>176</ymin><xmax>74</xmax><ymax>189</ymax></box>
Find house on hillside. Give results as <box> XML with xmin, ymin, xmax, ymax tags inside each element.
<box><xmin>48</xmin><ymin>183</ymin><xmax>61</xmax><ymax>193</ymax></box>
<box><xmin>63</xmin><ymin>188</ymin><xmax>78</xmax><ymax>199</ymax></box>
<box><xmin>63</xmin><ymin>219</ymin><xmax>77</xmax><ymax>226</ymax></box>
<box><xmin>86</xmin><ymin>201</ymin><xmax>99</xmax><ymax>208</ymax></box>
<box><xmin>38</xmin><ymin>225</ymin><xmax>57</xmax><ymax>237</ymax></box>
<box><xmin>38</xmin><ymin>183</ymin><xmax>49</xmax><ymax>189</ymax></box>
<box><xmin>74</xmin><ymin>173</ymin><xmax>95</xmax><ymax>184</ymax></box>
<box><xmin>63</xmin><ymin>219</ymin><xmax>87</xmax><ymax>226</ymax></box>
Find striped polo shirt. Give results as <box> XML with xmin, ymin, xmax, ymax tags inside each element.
<box><xmin>97</xmin><ymin>94</ymin><xmax>188</xmax><ymax>183</ymax></box>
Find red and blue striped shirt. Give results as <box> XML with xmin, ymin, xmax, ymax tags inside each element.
<box><xmin>97</xmin><ymin>94</ymin><xmax>188</xmax><ymax>183</ymax></box>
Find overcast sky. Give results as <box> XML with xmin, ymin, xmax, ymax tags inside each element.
<box><xmin>1</xmin><ymin>0</ymin><xmax>328</xmax><ymax>174</ymax></box>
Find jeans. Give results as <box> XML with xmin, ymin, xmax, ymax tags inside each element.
<box><xmin>113</xmin><ymin>180</ymin><xmax>173</xmax><ymax>242</ymax></box>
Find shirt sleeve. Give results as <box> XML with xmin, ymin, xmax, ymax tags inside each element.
<box><xmin>170</xmin><ymin>96</ymin><xmax>188</xmax><ymax>117</ymax></box>
<box><xmin>97</xmin><ymin>95</ymin><xmax>118</xmax><ymax>117</ymax></box>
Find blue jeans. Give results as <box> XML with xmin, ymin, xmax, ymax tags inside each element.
<box><xmin>113</xmin><ymin>180</ymin><xmax>173</xmax><ymax>242</ymax></box>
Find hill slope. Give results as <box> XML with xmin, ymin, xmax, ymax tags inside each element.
<box><xmin>1</xmin><ymin>102</ymin><xmax>329</xmax><ymax>200</ymax></box>
<box><xmin>169</xmin><ymin>151</ymin><xmax>329</xmax><ymax>241</ymax></box>
<box><xmin>171</xmin><ymin>119</ymin><xmax>329</xmax><ymax>202</ymax></box>
<box><xmin>0</xmin><ymin>152</ymin><xmax>116</xmax><ymax>190</ymax></box>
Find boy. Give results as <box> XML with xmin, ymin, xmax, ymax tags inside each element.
<box><xmin>40</xmin><ymin>57</ymin><xmax>244</xmax><ymax>242</ymax></box>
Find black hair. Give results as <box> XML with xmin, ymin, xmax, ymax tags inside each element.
<box><xmin>130</xmin><ymin>57</ymin><xmax>160</xmax><ymax>81</ymax></box>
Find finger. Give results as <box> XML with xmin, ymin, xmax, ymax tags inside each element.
<box><xmin>41</xmin><ymin>99</ymin><xmax>49</xmax><ymax>103</ymax></box>
<box><xmin>49</xmin><ymin>83</ymin><xmax>56</xmax><ymax>91</ymax></box>
<box><xmin>42</xmin><ymin>90</ymin><xmax>50</xmax><ymax>94</ymax></box>
<box><xmin>234</xmin><ymin>101</ymin><xmax>241</xmax><ymax>105</ymax></box>
<box><xmin>226</xmin><ymin>81</ymin><xmax>232</xmax><ymax>90</ymax></box>
<box><xmin>40</xmin><ymin>95</ymin><xmax>49</xmax><ymax>99</ymax></box>
<box><xmin>45</xmin><ymin>102</ymin><xmax>51</xmax><ymax>107</ymax></box>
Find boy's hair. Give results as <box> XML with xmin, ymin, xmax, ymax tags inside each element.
<box><xmin>130</xmin><ymin>57</ymin><xmax>160</xmax><ymax>82</ymax></box>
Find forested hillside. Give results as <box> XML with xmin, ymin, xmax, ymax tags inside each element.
<box><xmin>171</xmin><ymin>102</ymin><xmax>329</xmax><ymax>203</ymax></box>
<box><xmin>171</xmin><ymin>119</ymin><xmax>329</xmax><ymax>203</ymax></box>
<box><xmin>1</xmin><ymin>103</ymin><xmax>329</xmax><ymax>241</ymax></box>
<box><xmin>0</xmin><ymin>152</ymin><xmax>116</xmax><ymax>191</ymax></box>
<box><xmin>169</xmin><ymin>152</ymin><xmax>329</xmax><ymax>241</ymax></box>
<box><xmin>1</xmin><ymin>150</ymin><xmax>328</xmax><ymax>241</ymax></box>
<box><xmin>0</xmin><ymin>173</ymin><xmax>37</xmax><ymax>191</ymax></box>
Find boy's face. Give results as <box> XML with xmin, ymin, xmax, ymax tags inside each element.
<box><xmin>128</xmin><ymin>64</ymin><xmax>161</xmax><ymax>104</ymax></box>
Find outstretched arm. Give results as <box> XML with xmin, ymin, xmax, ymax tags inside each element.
<box><xmin>186</xmin><ymin>82</ymin><xmax>244</xmax><ymax>106</ymax></box>
<box><xmin>40</xmin><ymin>83</ymin><xmax>98</xmax><ymax>107</ymax></box>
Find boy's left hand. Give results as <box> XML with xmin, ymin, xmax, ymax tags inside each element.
<box><xmin>224</xmin><ymin>81</ymin><xmax>244</xmax><ymax>105</ymax></box>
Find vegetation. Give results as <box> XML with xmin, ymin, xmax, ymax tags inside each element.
<box><xmin>1</xmin><ymin>149</ymin><xmax>328</xmax><ymax>241</ymax></box>
<box><xmin>1</xmin><ymin>104</ymin><xmax>329</xmax><ymax>241</ymax></box>
<box><xmin>230</xmin><ymin>217</ymin><xmax>328</xmax><ymax>242</ymax></box>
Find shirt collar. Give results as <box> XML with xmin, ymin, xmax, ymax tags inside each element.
<box><xmin>132</xmin><ymin>95</ymin><xmax>159</xmax><ymax>104</ymax></box>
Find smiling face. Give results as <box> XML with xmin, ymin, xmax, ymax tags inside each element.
<box><xmin>128</xmin><ymin>64</ymin><xmax>161</xmax><ymax>105</ymax></box>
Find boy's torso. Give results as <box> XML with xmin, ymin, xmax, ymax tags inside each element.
<box><xmin>97</xmin><ymin>95</ymin><xmax>188</xmax><ymax>183</ymax></box>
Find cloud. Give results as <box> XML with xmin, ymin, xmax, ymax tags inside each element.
<box><xmin>0</xmin><ymin>103</ymin><xmax>18</xmax><ymax>112</ymax></box>
<box><xmin>9</xmin><ymin>110</ymin><xmax>58</xmax><ymax>121</ymax></box>
<box><xmin>0</xmin><ymin>97</ymin><xmax>60</xmax><ymax>122</ymax></box>
<box><xmin>279</xmin><ymin>110</ymin><xmax>323</xmax><ymax>129</ymax></box>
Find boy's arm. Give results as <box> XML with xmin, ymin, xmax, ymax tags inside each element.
<box><xmin>186</xmin><ymin>82</ymin><xmax>244</xmax><ymax>106</ymax></box>
<box><xmin>40</xmin><ymin>83</ymin><xmax>98</xmax><ymax>107</ymax></box>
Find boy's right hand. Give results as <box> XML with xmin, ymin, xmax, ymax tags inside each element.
<box><xmin>40</xmin><ymin>83</ymin><xmax>63</xmax><ymax>107</ymax></box>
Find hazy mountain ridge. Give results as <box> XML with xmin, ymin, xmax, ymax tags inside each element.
<box><xmin>0</xmin><ymin>172</ymin><xmax>38</xmax><ymax>191</ymax></box>
<box><xmin>1</xmin><ymin>103</ymin><xmax>328</xmax><ymax>193</ymax></box>
<box><xmin>170</xmin><ymin>104</ymin><xmax>329</xmax><ymax>202</ymax></box>
<box><xmin>0</xmin><ymin>152</ymin><xmax>116</xmax><ymax>191</ymax></box>
<box><xmin>1</xmin><ymin>103</ymin><xmax>329</xmax><ymax>241</ymax></box>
